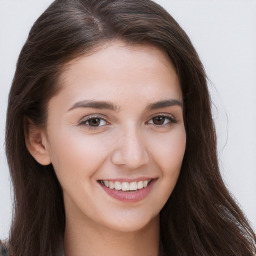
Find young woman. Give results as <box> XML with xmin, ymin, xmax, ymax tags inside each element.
<box><xmin>1</xmin><ymin>0</ymin><xmax>256</xmax><ymax>255</ymax></box>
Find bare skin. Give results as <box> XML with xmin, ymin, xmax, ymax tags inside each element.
<box><xmin>64</xmin><ymin>212</ymin><xmax>159</xmax><ymax>256</ymax></box>
<box><xmin>26</xmin><ymin>41</ymin><xmax>186</xmax><ymax>256</ymax></box>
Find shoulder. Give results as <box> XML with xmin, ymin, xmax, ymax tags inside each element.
<box><xmin>0</xmin><ymin>240</ymin><xmax>8</xmax><ymax>256</ymax></box>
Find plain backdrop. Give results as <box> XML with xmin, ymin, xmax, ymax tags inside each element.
<box><xmin>0</xmin><ymin>0</ymin><xmax>255</xmax><ymax>239</ymax></box>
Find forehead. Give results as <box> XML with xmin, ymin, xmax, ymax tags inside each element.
<box><xmin>52</xmin><ymin>41</ymin><xmax>182</xmax><ymax>109</ymax></box>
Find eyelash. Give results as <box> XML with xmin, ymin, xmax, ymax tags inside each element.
<box><xmin>78</xmin><ymin>114</ymin><xmax>108</xmax><ymax>129</ymax></box>
<box><xmin>147</xmin><ymin>114</ymin><xmax>177</xmax><ymax>127</ymax></box>
<box><xmin>78</xmin><ymin>114</ymin><xmax>177</xmax><ymax>129</ymax></box>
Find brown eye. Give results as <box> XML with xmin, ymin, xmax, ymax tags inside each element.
<box><xmin>148</xmin><ymin>115</ymin><xmax>177</xmax><ymax>126</ymax></box>
<box><xmin>79</xmin><ymin>117</ymin><xmax>107</xmax><ymax>127</ymax></box>
<box><xmin>87</xmin><ymin>118</ymin><xmax>101</xmax><ymax>126</ymax></box>
<box><xmin>152</xmin><ymin>116</ymin><xmax>166</xmax><ymax>125</ymax></box>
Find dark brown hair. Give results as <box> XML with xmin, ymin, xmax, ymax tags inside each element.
<box><xmin>5</xmin><ymin>0</ymin><xmax>256</xmax><ymax>255</ymax></box>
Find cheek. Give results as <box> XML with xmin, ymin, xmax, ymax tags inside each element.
<box><xmin>144</xmin><ymin>128</ymin><xmax>186</xmax><ymax>214</ymax></box>
<box><xmin>47</xmin><ymin>128</ymin><xmax>109</xmax><ymax>184</ymax></box>
<box><xmin>148</xmin><ymin>127</ymin><xmax>186</xmax><ymax>172</ymax></box>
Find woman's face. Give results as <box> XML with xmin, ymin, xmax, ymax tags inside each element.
<box><xmin>42</xmin><ymin>41</ymin><xmax>186</xmax><ymax>232</ymax></box>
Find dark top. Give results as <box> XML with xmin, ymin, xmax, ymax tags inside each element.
<box><xmin>0</xmin><ymin>241</ymin><xmax>8</xmax><ymax>256</ymax></box>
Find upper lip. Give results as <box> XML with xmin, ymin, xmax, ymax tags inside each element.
<box><xmin>97</xmin><ymin>177</ymin><xmax>157</xmax><ymax>182</ymax></box>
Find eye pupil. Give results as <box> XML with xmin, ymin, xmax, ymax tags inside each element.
<box><xmin>153</xmin><ymin>116</ymin><xmax>165</xmax><ymax>125</ymax></box>
<box><xmin>88</xmin><ymin>118</ymin><xmax>101</xmax><ymax>126</ymax></box>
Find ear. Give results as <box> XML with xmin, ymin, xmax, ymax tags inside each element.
<box><xmin>24</xmin><ymin>118</ymin><xmax>51</xmax><ymax>166</ymax></box>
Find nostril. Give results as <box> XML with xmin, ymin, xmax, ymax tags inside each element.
<box><xmin>110</xmin><ymin>130</ymin><xmax>149</xmax><ymax>168</ymax></box>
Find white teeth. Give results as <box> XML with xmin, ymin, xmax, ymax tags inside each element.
<box><xmin>109</xmin><ymin>181</ymin><xmax>115</xmax><ymax>189</ymax></box>
<box><xmin>137</xmin><ymin>181</ymin><xmax>144</xmax><ymax>189</ymax></box>
<box><xmin>115</xmin><ymin>181</ymin><xmax>122</xmax><ymax>190</ymax></box>
<box><xmin>122</xmin><ymin>182</ymin><xmax>130</xmax><ymax>191</ymax></box>
<box><xmin>100</xmin><ymin>179</ymin><xmax>152</xmax><ymax>191</ymax></box>
<box><xmin>143</xmin><ymin>180</ymin><xmax>148</xmax><ymax>188</ymax></box>
<box><xmin>129</xmin><ymin>181</ymin><xmax>137</xmax><ymax>191</ymax></box>
<box><xmin>103</xmin><ymin>180</ymin><xmax>109</xmax><ymax>187</ymax></box>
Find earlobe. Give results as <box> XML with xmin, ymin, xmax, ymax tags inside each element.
<box><xmin>24</xmin><ymin>118</ymin><xmax>51</xmax><ymax>166</ymax></box>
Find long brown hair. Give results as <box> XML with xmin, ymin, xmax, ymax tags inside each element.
<box><xmin>5</xmin><ymin>0</ymin><xmax>256</xmax><ymax>255</ymax></box>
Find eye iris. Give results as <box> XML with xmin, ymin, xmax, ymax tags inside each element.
<box><xmin>153</xmin><ymin>116</ymin><xmax>165</xmax><ymax>125</ymax></box>
<box><xmin>88</xmin><ymin>118</ymin><xmax>101</xmax><ymax>126</ymax></box>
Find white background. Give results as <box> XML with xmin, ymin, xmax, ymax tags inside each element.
<box><xmin>0</xmin><ymin>0</ymin><xmax>255</xmax><ymax>238</ymax></box>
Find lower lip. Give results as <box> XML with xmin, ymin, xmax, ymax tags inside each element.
<box><xmin>99</xmin><ymin>179</ymin><xmax>156</xmax><ymax>202</ymax></box>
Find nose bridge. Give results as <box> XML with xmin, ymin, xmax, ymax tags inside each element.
<box><xmin>111</xmin><ymin>124</ymin><xmax>149</xmax><ymax>169</ymax></box>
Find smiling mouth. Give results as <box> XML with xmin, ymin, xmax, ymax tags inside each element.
<box><xmin>98</xmin><ymin>179</ymin><xmax>153</xmax><ymax>192</ymax></box>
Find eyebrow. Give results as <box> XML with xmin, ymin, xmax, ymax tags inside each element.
<box><xmin>146</xmin><ymin>99</ymin><xmax>183</xmax><ymax>110</ymax></box>
<box><xmin>68</xmin><ymin>100</ymin><xmax>119</xmax><ymax>112</ymax></box>
<box><xmin>68</xmin><ymin>99</ymin><xmax>183</xmax><ymax>112</ymax></box>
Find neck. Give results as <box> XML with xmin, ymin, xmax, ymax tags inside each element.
<box><xmin>64</xmin><ymin>214</ymin><xmax>160</xmax><ymax>256</ymax></box>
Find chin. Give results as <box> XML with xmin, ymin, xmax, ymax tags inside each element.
<box><xmin>103</xmin><ymin>213</ymin><xmax>159</xmax><ymax>233</ymax></box>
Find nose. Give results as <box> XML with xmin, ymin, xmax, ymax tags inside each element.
<box><xmin>111</xmin><ymin>127</ymin><xmax>149</xmax><ymax>169</ymax></box>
